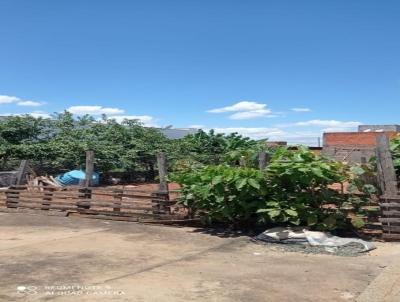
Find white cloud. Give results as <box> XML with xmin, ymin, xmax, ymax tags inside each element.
<box><xmin>229</xmin><ymin>109</ymin><xmax>276</xmax><ymax>120</ymax></box>
<box><xmin>0</xmin><ymin>111</ymin><xmax>51</xmax><ymax>118</ymax></box>
<box><xmin>193</xmin><ymin>126</ymin><xmax>321</xmax><ymax>145</ymax></box>
<box><xmin>0</xmin><ymin>95</ymin><xmax>45</xmax><ymax>106</ymax></box>
<box><xmin>28</xmin><ymin>111</ymin><xmax>51</xmax><ymax>118</ymax></box>
<box><xmin>294</xmin><ymin>119</ymin><xmax>361</xmax><ymax>128</ymax></box>
<box><xmin>291</xmin><ymin>107</ymin><xmax>311</xmax><ymax>112</ymax></box>
<box><xmin>67</xmin><ymin>105</ymin><xmax>124</xmax><ymax>115</ymax></box>
<box><xmin>108</xmin><ymin>115</ymin><xmax>158</xmax><ymax>127</ymax></box>
<box><xmin>322</xmin><ymin>127</ymin><xmax>357</xmax><ymax>132</ymax></box>
<box><xmin>212</xmin><ymin>127</ymin><xmax>285</xmax><ymax>140</ymax></box>
<box><xmin>208</xmin><ymin>101</ymin><xmax>275</xmax><ymax>120</ymax></box>
<box><xmin>215</xmin><ymin>128</ymin><xmax>323</xmax><ymax>145</ymax></box>
<box><xmin>0</xmin><ymin>95</ymin><xmax>19</xmax><ymax>104</ymax></box>
<box><xmin>208</xmin><ymin>101</ymin><xmax>267</xmax><ymax>113</ymax></box>
<box><xmin>17</xmin><ymin>100</ymin><xmax>44</xmax><ymax>107</ymax></box>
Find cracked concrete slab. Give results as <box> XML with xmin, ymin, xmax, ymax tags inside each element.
<box><xmin>0</xmin><ymin>212</ymin><xmax>399</xmax><ymax>302</ymax></box>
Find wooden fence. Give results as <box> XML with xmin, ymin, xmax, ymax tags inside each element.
<box><xmin>376</xmin><ymin>134</ymin><xmax>400</xmax><ymax>240</ymax></box>
<box><xmin>0</xmin><ymin>151</ymin><xmax>189</xmax><ymax>223</ymax></box>
<box><xmin>2</xmin><ymin>185</ymin><xmax>185</xmax><ymax>222</ymax></box>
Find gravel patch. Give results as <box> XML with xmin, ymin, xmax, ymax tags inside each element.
<box><xmin>253</xmin><ymin>240</ymin><xmax>369</xmax><ymax>257</ymax></box>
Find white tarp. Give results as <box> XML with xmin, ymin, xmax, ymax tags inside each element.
<box><xmin>256</xmin><ymin>227</ymin><xmax>376</xmax><ymax>253</ymax></box>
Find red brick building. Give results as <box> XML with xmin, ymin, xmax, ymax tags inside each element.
<box><xmin>323</xmin><ymin>125</ymin><xmax>399</xmax><ymax>163</ymax></box>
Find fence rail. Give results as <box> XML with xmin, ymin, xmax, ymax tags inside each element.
<box><xmin>1</xmin><ymin>185</ymin><xmax>185</xmax><ymax>222</ymax></box>
<box><xmin>376</xmin><ymin>134</ymin><xmax>400</xmax><ymax>240</ymax></box>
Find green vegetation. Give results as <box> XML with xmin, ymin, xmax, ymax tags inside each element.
<box><xmin>1</xmin><ymin>114</ymin><xmax>379</xmax><ymax>231</ymax></box>
<box><xmin>0</xmin><ymin>113</ymin><xmax>168</xmax><ymax>175</ymax></box>
<box><xmin>172</xmin><ymin>147</ymin><xmax>375</xmax><ymax>231</ymax></box>
<box><xmin>0</xmin><ymin>113</ymin><xmax>260</xmax><ymax>176</ymax></box>
<box><xmin>168</xmin><ymin>129</ymin><xmax>266</xmax><ymax>170</ymax></box>
<box><xmin>390</xmin><ymin>134</ymin><xmax>400</xmax><ymax>176</ymax></box>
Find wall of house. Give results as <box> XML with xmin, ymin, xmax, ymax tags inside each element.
<box><xmin>323</xmin><ymin>146</ymin><xmax>375</xmax><ymax>163</ymax></box>
<box><xmin>322</xmin><ymin>132</ymin><xmax>398</xmax><ymax>163</ymax></box>
<box><xmin>324</xmin><ymin>132</ymin><xmax>398</xmax><ymax>147</ymax></box>
<box><xmin>358</xmin><ymin>125</ymin><xmax>400</xmax><ymax>132</ymax></box>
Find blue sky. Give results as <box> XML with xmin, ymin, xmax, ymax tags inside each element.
<box><xmin>0</xmin><ymin>0</ymin><xmax>399</xmax><ymax>145</ymax></box>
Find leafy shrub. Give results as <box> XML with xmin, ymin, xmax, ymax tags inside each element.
<box><xmin>169</xmin><ymin>130</ymin><xmax>264</xmax><ymax>167</ymax></box>
<box><xmin>172</xmin><ymin>146</ymin><xmax>375</xmax><ymax>230</ymax></box>
<box><xmin>390</xmin><ymin>134</ymin><xmax>400</xmax><ymax>176</ymax></box>
<box><xmin>0</xmin><ymin>113</ymin><xmax>169</xmax><ymax>175</ymax></box>
<box><xmin>259</xmin><ymin>147</ymin><xmax>348</xmax><ymax>230</ymax></box>
<box><xmin>171</xmin><ymin>165</ymin><xmax>269</xmax><ymax>224</ymax></box>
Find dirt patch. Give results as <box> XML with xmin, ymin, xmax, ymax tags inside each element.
<box><xmin>0</xmin><ymin>212</ymin><xmax>398</xmax><ymax>301</ymax></box>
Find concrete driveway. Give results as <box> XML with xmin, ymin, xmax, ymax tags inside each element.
<box><xmin>0</xmin><ymin>212</ymin><xmax>399</xmax><ymax>302</ymax></box>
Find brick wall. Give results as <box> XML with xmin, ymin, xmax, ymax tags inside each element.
<box><xmin>323</xmin><ymin>132</ymin><xmax>398</xmax><ymax>147</ymax></box>
<box><xmin>322</xmin><ymin>132</ymin><xmax>399</xmax><ymax>163</ymax></box>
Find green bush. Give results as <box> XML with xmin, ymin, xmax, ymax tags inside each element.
<box><xmin>171</xmin><ymin>165</ymin><xmax>269</xmax><ymax>223</ymax></box>
<box><xmin>0</xmin><ymin>113</ymin><xmax>169</xmax><ymax>175</ymax></box>
<box><xmin>259</xmin><ymin>147</ymin><xmax>348</xmax><ymax>230</ymax></box>
<box><xmin>172</xmin><ymin>147</ymin><xmax>373</xmax><ymax>230</ymax></box>
<box><xmin>390</xmin><ymin>134</ymin><xmax>400</xmax><ymax>176</ymax></box>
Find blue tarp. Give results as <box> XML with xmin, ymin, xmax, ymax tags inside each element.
<box><xmin>55</xmin><ymin>170</ymin><xmax>99</xmax><ymax>186</ymax></box>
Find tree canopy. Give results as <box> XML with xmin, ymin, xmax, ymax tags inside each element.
<box><xmin>0</xmin><ymin>113</ymin><xmax>262</xmax><ymax>177</ymax></box>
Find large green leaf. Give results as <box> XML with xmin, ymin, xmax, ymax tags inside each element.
<box><xmin>248</xmin><ymin>178</ymin><xmax>260</xmax><ymax>189</ymax></box>
<box><xmin>350</xmin><ymin>216</ymin><xmax>365</xmax><ymax>229</ymax></box>
<box><xmin>235</xmin><ymin>178</ymin><xmax>247</xmax><ymax>190</ymax></box>
<box><xmin>285</xmin><ymin>209</ymin><xmax>298</xmax><ymax>217</ymax></box>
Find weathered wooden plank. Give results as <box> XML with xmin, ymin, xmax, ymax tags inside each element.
<box><xmin>382</xmin><ymin>211</ymin><xmax>400</xmax><ymax>217</ymax></box>
<box><xmin>258</xmin><ymin>152</ymin><xmax>269</xmax><ymax>170</ymax></box>
<box><xmin>4</xmin><ymin>196</ymin><xmax>167</xmax><ymax>205</ymax></box>
<box><xmin>91</xmin><ymin>191</ymin><xmax>159</xmax><ymax>200</ymax></box>
<box><xmin>5</xmin><ymin>189</ymin><xmax>164</xmax><ymax>201</ymax></box>
<box><xmin>9</xmin><ymin>185</ymin><xmax>168</xmax><ymax>195</ymax></box>
<box><xmin>380</xmin><ymin>217</ymin><xmax>400</xmax><ymax>223</ymax></box>
<box><xmin>0</xmin><ymin>207</ymin><xmax>69</xmax><ymax>216</ymax></box>
<box><xmin>5</xmin><ymin>198</ymin><xmax>78</xmax><ymax>206</ymax></box>
<box><xmin>78</xmin><ymin>187</ymin><xmax>91</xmax><ymax>210</ymax></box>
<box><xmin>151</xmin><ymin>192</ymin><xmax>170</xmax><ymax>214</ymax></box>
<box><xmin>139</xmin><ymin>218</ymin><xmax>198</xmax><ymax>224</ymax></box>
<box><xmin>382</xmin><ymin>225</ymin><xmax>400</xmax><ymax>232</ymax></box>
<box><xmin>380</xmin><ymin>203</ymin><xmax>400</xmax><ymax>208</ymax></box>
<box><xmin>14</xmin><ymin>203</ymin><xmax>78</xmax><ymax>211</ymax></box>
<box><xmin>376</xmin><ymin>134</ymin><xmax>398</xmax><ymax>195</ymax></box>
<box><xmin>78</xmin><ymin>202</ymin><xmax>152</xmax><ymax>211</ymax></box>
<box><xmin>9</xmin><ymin>200</ymin><xmax>156</xmax><ymax>212</ymax></box>
<box><xmin>5</xmin><ymin>186</ymin><xmax>22</xmax><ymax>208</ymax></box>
<box><xmin>77</xmin><ymin>209</ymin><xmax>171</xmax><ymax>218</ymax></box>
<box><xmin>84</xmin><ymin>150</ymin><xmax>95</xmax><ymax>187</ymax></box>
<box><xmin>6</xmin><ymin>195</ymin><xmax>78</xmax><ymax>202</ymax></box>
<box><xmin>382</xmin><ymin>233</ymin><xmax>400</xmax><ymax>241</ymax></box>
<box><xmin>113</xmin><ymin>188</ymin><xmax>122</xmax><ymax>212</ymax></box>
<box><xmin>5</xmin><ymin>191</ymin><xmax>80</xmax><ymax>199</ymax></box>
<box><xmin>157</xmin><ymin>152</ymin><xmax>168</xmax><ymax>192</ymax></box>
<box><xmin>69</xmin><ymin>213</ymin><xmax>141</xmax><ymax>222</ymax></box>
<box><xmin>15</xmin><ymin>160</ymin><xmax>29</xmax><ymax>185</ymax></box>
<box><xmin>122</xmin><ymin>193</ymin><xmax>164</xmax><ymax>199</ymax></box>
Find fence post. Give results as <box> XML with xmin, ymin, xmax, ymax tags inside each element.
<box><xmin>5</xmin><ymin>186</ymin><xmax>19</xmax><ymax>208</ymax></box>
<box><xmin>15</xmin><ymin>160</ymin><xmax>29</xmax><ymax>185</ymax></box>
<box><xmin>258</xmin><ymin>152</ymin><xmax>269</xmax><ymax>170</ymax></box>
<box><xmin>153</xmin><ymin>152</ymin><xmax>169</xmax><ymax>215</ymax></box>
<box><xmin>113</xmin><ymin>188</ymin><xmax>123</xmax><ymax>212</ymax></box>
<box><xmin>84</xmin><ymin>150</ymin><xmax>95</xmax><ymax>187</ymax></box>
<box><xmin>42</xmin><ymin>187</ymin><xmax>54</xmax><ymax>210</ymax></box>
<box><xmin>376</xmin><ymin>134</ymin><xmax>398</xmax><ymax>196</ymax></box>
<box><xmin>77</xmin><ymin>150</ymin><xmax>94</xmax><ymax>211</ymax></box>
<box><xmin>157</xmin><ymin>152</ymin><xmax>168</xmax><ymax>192</ymax></box>
<box><xmin>78</xmin><ymin>187</ymin><xmax>92</xmax><ymax>211</ymax></box>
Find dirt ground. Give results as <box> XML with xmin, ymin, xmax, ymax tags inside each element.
<box><xmin>1</xmin><ymin>212</ymin><xmax>400</xmax><ymax>302</ymax></box>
